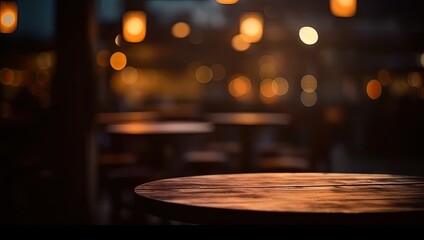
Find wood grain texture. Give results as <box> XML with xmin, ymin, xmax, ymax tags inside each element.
<box><xmin>134</xmin><ymin>173</ymin><xmax>424</xmax><ymax>224</ymax></box>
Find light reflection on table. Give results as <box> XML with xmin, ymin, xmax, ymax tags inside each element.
<box><xmin>97</xmin><ymin>111</ymin><xmax>159</xmax><ymax>124</ymax></box>
<box><xmin>106</xmin><ymin>121</ymin><xmax>214</xmax><ymax>135</ymax></box>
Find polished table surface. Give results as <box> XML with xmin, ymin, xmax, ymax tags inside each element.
<box><xmin>135</xmin><ymin>173</ymin><xmax>424</xmax><ymax>224</ymax></box>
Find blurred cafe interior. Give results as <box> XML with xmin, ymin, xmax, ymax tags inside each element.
<box><xmin>1</xmin><ymin>0</ymin><xmax>424</xmax><ymax>224</ymax></box>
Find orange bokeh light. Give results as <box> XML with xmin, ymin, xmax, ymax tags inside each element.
<box><xmin>0</xmin><ymin>67</ymin><xmax>14</xmax><ymax>85</ymax></box>
<box><xmin>228</xmin><ymin>76</ymin><xmax>251</xmax><ymax>97</ymax></box>
<box><xmin>195</xmin><ymin>65</ymin><xmax>213</xmax><ymax>83</ymax></box>
<box><xmin>172</xmin><ymin>22</ymin><xmax>191</xmax><ymax>38</ymax></box>
<box><xmin>122</xmin><ymin>11</ymin><xmax>146</xmax><ymax>43</ymax></box>
<box><xmin>260</xmin><ymin>79</ymin><xmax>275</xmax><ymax>98</ymax></box>
<box><xmin>272</xmin><ymin>77</ymin><xmax>289</xmax><ymax>96</ymax></box>
<box><xmin>216</xmin><ymin>0</ymin><xmax>239</xmax><ymax>4</ymax></box>
<box><xmin>231</xmin><ymin>34</ymin><xmax>250</xmax><ymax>52</ymax></box>
<box><xmin>0</xmin><ymin>1</ymin><xmax>18</xmax><ymax>33</ymax></box>
<box><xmin>366</xmin><ymin>79</ymin><xmax>382</xmax><ymax>100</ymax></box>
<box><xmin>330</xmin><ymin>0</ymin><xmax>357</xmax><ymax>17</ymax></box>
<box><xmin>110</xmin><ymin>52</ymin><xmax>127</xmax><ymax>70</ymax></box>
<box><xmin>240</xmin><ymin>12</ymin><xmax>263</xmax><ymax>43</ymax></box>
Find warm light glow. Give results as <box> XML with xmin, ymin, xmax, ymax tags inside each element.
<box><xmin>122</xmin><ymin>11</ymin><xmax>146</xmax><ymax>43</ymax></box>
<box><xmin>330</xmin><ymin>0</ymin><xmax>357</xmax><ymax>17</ymax></box>
<box><xmin>195</xmin><ymin>65</ymin><xmax>213</xmax><ymax>83</ymax></box>
<box><xmin>107</xmin><ymin>122</ymin><xmax>213</xmax><ymax>135</ymax></box>
<box><xmin>412</xmin><ymin>73</ymin><xmax>423</xmax><ymax>88</ymax></box>
<box><xmin>324</xmin><ymin>106</ymin><xmax>344</xmax><ymax>124</ymax></box>
<box><xmin>259</xmin><ymin>55</ymin><xmax>276</xmax><ymax>66</ymax></box>
<box><xmin>127</xmin><ymin>18</ymin><xmax>142</xmax><ymax>35</ymax></box>
<box><xmin>0</xmin><ymin>67</ymin><xmax>14</xmax><ymax>85</ymax></box>
<box><xmin>208</xmin><ymin>113</ymin><xmax>291</xmax><ymax>125</ymax></box>
<box><xmin>123</xmin><ymin>90</ymin><xmax>143</xmax><ymax>107</ymax></box>
<box><xmin>211</xmin><ymin>64</ymin><xmax>226</xmax><ymax>81</ymax></box>
<box><xmin>259</xmin><ymin>62</ymin><xmax>277</xmax><ymax>79</ymax></box>
<box><xmin>110</xmin><ymin>68</ymin><xmax>160</xmax><ymax>102</ymax></box>
<box><xmin>10</xmin><ymin>69</ymin><xmax>23</xmax><ymax>86</ymax></box>
<box><xmin>36</xmin><ymin>52</ymin><xmax>54</xmax><ymax>69</ymax></box>
<box><xmin>0</xmin><ymin>1</ymin><xmax>18</xmax><ymax>33</ymax></box>
<box><xmin>299</xmin><ymin>26</ymin><xmax>318</xmax><ymax>45</ymax></box>
<box><xmin>2</xmin><ymin>12</ymin><xmax>13</xmax><ymax>26</ymax></box>
<box><xmin>231</xmin><ymin>34</ymin><xmax>250</xmax><ymax>52</ymax></box>
<box><xmin>390</xmin><ymin>80</ymin><xmax>409</xmax><ymax>97</ymax></box>
<box><xmin>96</xmin><ymin>50</ymin><xmax>110</xmax><ymax>67</ymax></box>
<box><xmin>260</xmin><ymin>95</ymin><xmax>278</xmax><ymax>105</ymax></box>
<box><xmin>366</xmin><ymin>79</ymin><xmax>382</xmax><ymax>100</ymax></box>
<box><xmin>111</xmin><ymin>71</ymin><xmax>131</xmax><ymax>96</ymax></box>
<box><xmin>242</xmin><ymin>19</ymin><xmax>261</xmax><ymax>37</ymax></box>
<box><xmin>115</xmin><ymin>34</ymin><xmax>123</xmax><ymax>46</ymax></box>
<box><xmin>272</xmin><ymin>77</ymin><xmax>289</xmax><ymax>96</ymax></box>
<box><xmin>35</xmin><ymin>69</ymin><xmax>50</xmax><ymax>85</ymax></box>
<box><xmin>228</xmin><ymin>76</ymin><xmax>251</xmax><ymax>97</ymax></box>
<box><xmin>187</xmin><ymin>61</ymin><xmax>201</xmax><ymax>78</ymax></box>
<box><xmin>216</xmin><ymin>0</ymin><xmax>239</xmax><ymax>4</ymax></box>
<box><xmin>122</xmin><ymin>67</ymin><xmax>139</xmax><ymax>85</ymax></box>
<box><xmin>172</xmin><ymin>22</ymin><xmax>191</xmax><ymax>38</ymax></box>
<box><xmin>260</xmin><ymin>79</ymin><xmax>276</xmax><ymax>98</ymax></box>
<box><xmin>110</xmin><ymin>71</ymin><xmax>125</xmax><ymax>95</ymax></box>
<box><xmin>408</xmin><ymin>72</ymin><xmax>422</xmax><ymax>88</ymax></box>
<box><xmin>301</xmin><ymin>74</ymin><xmax>317</xmax><ymax>93</ymax></box>
<box><xmin>301</xmin><ymin>91</ymin><xmax>317</xmax><ymax>107</ymax></box>
<box><xmin>377</xmin><ymin>69</ymin><xmax>390</xmax><ymax>86</ymax></box>
<box><xmin>0</xmin><ymin>69</ymin><xmax>27</xmax><ymax>87</ymax></box>
<box><xmin>110</xmin><ymin>52</ymin><xmax>127</xmax><ymax>70</ymax></box>
<box><xmin>240</xmin><ymin>12</ymin><xmax>263</xmax><ymax>43</ymax></box>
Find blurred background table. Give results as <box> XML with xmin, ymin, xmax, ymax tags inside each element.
<box><xmin>106</xmin><ymin>121</ymin><xmax>214</xmax><ymax>175</ymax></box>
<box><xmin>102</xmin><ymin>120</ymin><xmax>214</xmax><ymax>223</ymax></box>
<box><xmin>135</xmin><ymin>173</ymin><xmax>424</xmax><ymax>224</ymax></box>
<box><xmin>207</xmin><ymin>112</ymin><xmax>291</xmax><ymax>172</ymax></box>
<box><xmin>97</xmin><ymin>111</ymin><xmax>159</xmax><ymax>124</ymax></box>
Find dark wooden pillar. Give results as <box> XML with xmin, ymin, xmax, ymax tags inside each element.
<box><xmin>51</xmin><ymin>0</ymin><xmax>97</xmax><ymax>224</ymax></box>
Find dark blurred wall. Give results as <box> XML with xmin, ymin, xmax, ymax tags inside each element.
<box><xmin>49</xmin><ymin>0</ymin><xmax>97</xmax><ymax>224</ymax></box>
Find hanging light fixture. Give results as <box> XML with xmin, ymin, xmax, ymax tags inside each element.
<box><xmin>0</xmin><ymin>1</ymin><xmax>18</xmax><ymax>33</ymax></box>
<box><xmin>330</xmin><ymin>0</ymin><xmax>357</xmax><ymax>17</ymax></box>
<box><xmin>122</xmin><ymin>11</ymin><xmax>146</xmax><ymax>43</ymax></box>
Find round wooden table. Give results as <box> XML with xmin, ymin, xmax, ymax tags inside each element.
<box><xmin>135</xmin><ymin>173</ymin><xmax>424</xmax><ymax>224</ymax></box>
